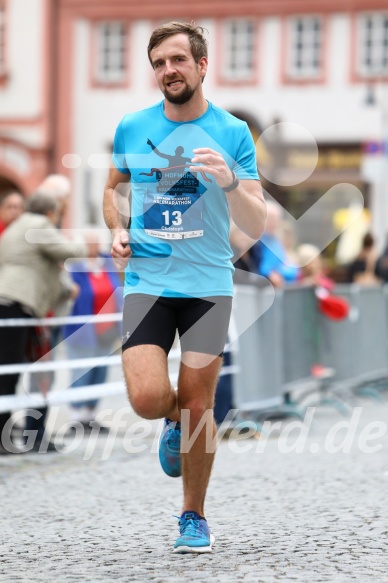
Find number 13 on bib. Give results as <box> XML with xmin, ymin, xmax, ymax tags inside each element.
<box><xmin>143</xmin><ymin>191</ymin><xmax>204</xmax><ymax>240</ymax></box>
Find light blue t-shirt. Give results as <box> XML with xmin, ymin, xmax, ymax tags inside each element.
<box><xmin>112</xmin><ymin>100</ymin><xmax>259</xmax><ymax>298</ymax></box>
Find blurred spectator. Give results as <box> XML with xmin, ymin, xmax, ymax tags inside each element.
<box><xmin>0</xmin><ymin>192</ymin><xmax>89</xmax><ymax>454</ymax></box>
<box><xmin>297</xmin><ymin>243</ymin><xmax>349</xmax><ymax>322</ymax></box>
<box><xmin>38</xmin><ymin>174</ymin><xmax>71</xmax><ymax>227</ymax></box>
<box><xmin>374</xmin><ymin>235</ymin><xmax>388</xmax><ymax>283</ymax></box>
<box><xmin>23</xmin><ymin>174</ymin><xmax>75</xmax><ymax>449</ymax></box>
<box><xmin>213</xmin><ymin>346</ymin><xmax>234</xmax><ymax>427</ymax></box>
<box><xmin>280</xmin><ymin>220</ymin><xmax>299</xmax><ymax>266</ymax></box>
<box><xmin>348</xmin><ymin>233</ymin><xmax>380</xmax><ymax>285</ymax></box>
<box><xmin>62</xmin><ymin>231</ymin><xmax>123</xmax><ymax>431</ymax></box>
<box><xmin>297</xmin><ymin>244</ymin><xmax>333</xmax><ymax>288</ymax></box>
<box><xmin>33</xmin><ymin>174</ymin><xmax>75</xmax><ymax>323</ymax></box>
<box><xmin>250</xmin><ymin>200</ymin><xmax>300</xmax><ymax>287</ymax></box>
<box><xmin>335</xmin><ymin>206</ymin><xmax>371</xmax><ymax>266</ymax></box>
<box><xmin>0</xmin><ymin>190</ymin><xmax>24</xmax><ymax>236</ymax></box>
<box><xmin>229</xmin><ymin>222</ymin><xmax>258</xmax><ymax>281</ymax></box>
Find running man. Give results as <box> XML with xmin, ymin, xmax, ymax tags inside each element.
<box><xmin>103</xmin><ymin>21</ymin><xmax>266</xmax><ymax>553</ymax></box>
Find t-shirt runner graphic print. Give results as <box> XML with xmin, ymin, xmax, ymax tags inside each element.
<box><xmin>142</xmin><ymin>139</ymin><xmax>208</xmax><ymax>240</ymax></box>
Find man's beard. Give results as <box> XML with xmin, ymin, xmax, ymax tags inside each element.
<box><xmin>163</xmin><ymin>82</ymin><xmax>196</xmax><ymax>105</ymax></box>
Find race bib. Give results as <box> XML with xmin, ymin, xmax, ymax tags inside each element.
<box><xmin>143</xmin><ymin>171</ymin><xmax>205</xmax><ymax>240</ymax></box>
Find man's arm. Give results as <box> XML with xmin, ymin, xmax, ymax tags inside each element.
<box><xmin>190</xmin><ymin>147</ymin><xmax>266</xmax><ymax>240</ymax></box>
<box><xmin>225</xmin><ymin>179</ymin><xmax>266</xmax><ymax>241</ymax></box>
<box><xmin>103</xmin><ymin>163</ymin><xmax>132</xmax><ymax>269</ymax></box>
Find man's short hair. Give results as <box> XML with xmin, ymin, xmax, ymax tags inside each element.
<box><xmin>25</xmin><ymin>192</ymin><xmax>59</xmax><ymax>216</ymax></box>
<box><xmin>148</xmin><ymin>21</ymin><xmax>208</xmax><ymax>64</ymax></box>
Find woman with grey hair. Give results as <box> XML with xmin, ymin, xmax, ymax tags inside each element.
<box><xmin>0</xmin><ymin>191</ymin><xmax>90</xmax><ymax>454</ymax></box>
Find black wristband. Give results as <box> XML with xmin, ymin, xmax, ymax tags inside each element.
<box><xmin>223</xmin><ymin>171</ymin><xmax>240</xmax><ymax>193</ymax></box>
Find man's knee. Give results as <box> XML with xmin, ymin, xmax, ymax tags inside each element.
<box><xmin>126</xmin><ymin>379</ymin><xmax>172</xmax><ymax>420</ymax></box>
<box><xmin>178</xmin><ymin>397</ymin><xmax>214</xmax><ymax>426</ymax></box>
<box><xmin>129</xmin><ymin>391</ymin><xmax>158</xmax><ymax>419</ymax></box>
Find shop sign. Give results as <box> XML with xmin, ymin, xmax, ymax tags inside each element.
<box><xmin>286</xmin><ymin>146</ymin><xmax>361</xmax><ymax>171</ymax></box>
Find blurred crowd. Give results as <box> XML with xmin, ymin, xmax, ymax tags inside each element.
<box><xmin>214</xmin><ymin>199</ymin><xmax>387</xmax><ymax>426</ymax></box>
<box><xmin>0</xmin><ymin>184</ymin><xmax>387</xmax><ymax>446</ymax></box>
<box><xmin>230</xmin><ymin>199</ymin><xmax>386</xmax><ymax>290</ymax></box>
<box><xmin>0</xmin><ymin>177</ymin><xmax>122</xmax><ymax>455</ymax></box>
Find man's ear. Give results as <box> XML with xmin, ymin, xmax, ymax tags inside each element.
<box><xmin>198</xmin><ymin>57</ymin><xmax>208</xmax><ymax>79</ymax></box>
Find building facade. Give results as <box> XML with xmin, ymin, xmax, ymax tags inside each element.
<box><xmin>1</xmin><ymin>0</ymin><xmax>388</xmax><ymax>247</ymax></box>
<box><xmin>0</xmin><ymin>0</ymin><xmax>53</xmax><ymax>194</ymax></box>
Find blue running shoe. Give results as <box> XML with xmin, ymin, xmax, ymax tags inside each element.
<box><xmin>173</xmin><ymin>511</ymin><xmax>215</xmax><ymax>554</ymax></box>
<box><xmin>158</xmin><ymin>418</ymin><xmax>181</xmax><ymax>478</ymax></box>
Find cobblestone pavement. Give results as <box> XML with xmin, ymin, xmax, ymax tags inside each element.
<box><xmin>1</xmin><ymin>398</ymin><xmax>388</xmax><ymax>582</ymax></box>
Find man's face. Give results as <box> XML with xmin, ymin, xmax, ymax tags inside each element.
<box><xmin>0</xmin><ymin>193</ymin><xmax>24</xmax><ymax>225</ymax></box>
<box><xmin>150</xmin><ymin>33</ymin><xmax>207</xmax><ymax>105</ymax></box>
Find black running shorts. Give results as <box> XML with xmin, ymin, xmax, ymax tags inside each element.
<box><xmin>122</xmin><ymin>294</ymin><xmax>232</xmax><ymax>356</ymax></box>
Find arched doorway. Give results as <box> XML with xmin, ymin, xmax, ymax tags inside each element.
<box><xmin>228</xmin><ymin>110</ymin><xmax>262</xmax><ymax>143</ymax></box>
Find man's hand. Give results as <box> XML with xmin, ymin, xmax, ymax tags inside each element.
<box><xmin>268</xmin><ymin>271</ymin><xmax>284</xmax><ymax>288</ymax></box>
<box><xmin>190</xmin><ymin>147</ymin><xmax>234</xmax><ymax>189</ymax></box>
<box><xmin>111</xmin><ymin>228</ymin><xmax>132</xmax><ymax>270</ymax></box>
<box><xmin>190</xmin><ymin>147</ymin><xmax>265</xmax><ymax>240</ymax></box>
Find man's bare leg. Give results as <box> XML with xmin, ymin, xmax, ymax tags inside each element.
<box><xmin>122</xmin><ymin>345</ymin><xmax>179</xmax><ymax>421</ymax></box>
<box><xmin>123</xmin><ymin>345</ymin><xmax>220</xmax><ymax>515</ymax></box>
<box><xmin>177</xmin><ymin>352</ymin><xmax>222</xmax><ymax>517</ymax></box>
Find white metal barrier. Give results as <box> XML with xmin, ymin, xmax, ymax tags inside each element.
<box><xmin>0</xmin><ymin>312</ymin><xmax>238</xmax><ymax>414</ymax></box>
<box><xmin>2</xmin><ymin>283</ymin><xmax>388</xmax><ymax>417</ymax></box>
<box><xmin>232</xmin><ymin>283</ymin><xmax>388</xmax><ymax>415</ymax></box>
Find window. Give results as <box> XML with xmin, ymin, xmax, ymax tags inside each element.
<box><xmin>95</xmin><ymin>21</ymin><xmax>127</xmax><ymax>84</ymax></box>
<box><xmin>223</xmin><ymin>19</ymin><xmax>256</xmax><ymax>81</ymax></box>
<box><xmin>357</xmin><ymin>12</ymin><xmax>388</xmax><ymax>78</ymax></box>
<box><xmin>287</xmin><ymin>16</ymin><xmax>323</xmax><ymax>80</ymax></box>
<box><xmin>0</xmin><ymin>0</ymin><xmax>6</xmax><ymax>76</ymax></box>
